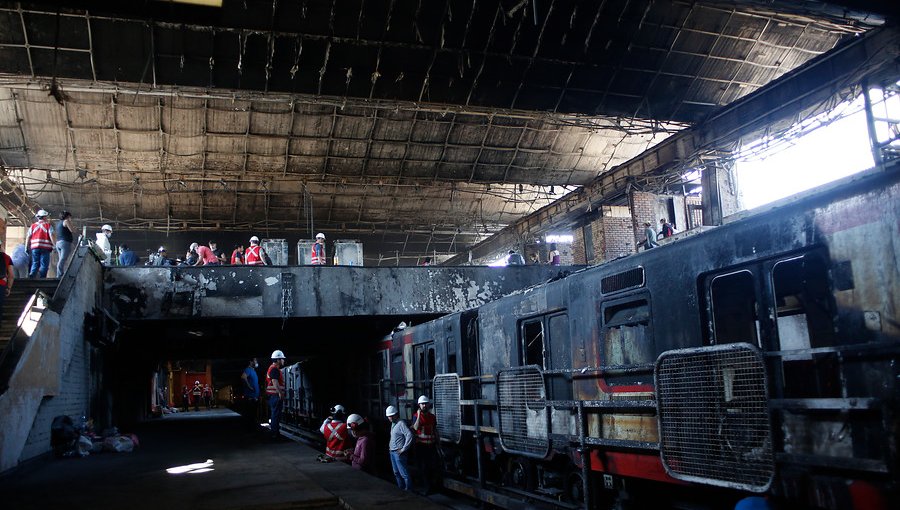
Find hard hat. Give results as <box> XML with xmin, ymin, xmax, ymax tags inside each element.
<box><xmin>189</xmin><ymin>242</ymin><xmax>199</xmax><ymax>251</ymax></box>
<box><xmin>385</xmin><ymin>405</ymin><xmax>398</xmax><ymax>417</ymax></box>
<box><xmin>417</xmin><ymin>395</ymin><xmax>431</xmax><ymax>405</ymax></box>
<box><xmin>158</xmin><ymin>246</ymin><xmax>166</xmax><ymax>252</ymax></box>
<box><xmin>330</xmin><ymin>404</ymin><xmax>346</xmax><ymax>415</ymax></box>
<box><xmin>194</xmin><ymin>380</ymin><xmax>200</xmax><ymax>385</ymax></box>
<box><xmin>271</xmin><ymin>349</ymin><xmax>286</xmax><ymax>360</ymax></box>
<box><xmin>316</xmin><ymin>233</ymin><xmax>325</xmax><ymax>239</ymax></box>
<box><xmin>249</xmin><ymin>236</ymin><xmax>260</xmax><ymax>243</ymax></box>
<box><xmin>101</xmin><ymin>224</ymin><xmax>113</xmax><ymax>232</ymax></box>
<box><xmin>347</xmin><ymin>414</ymin><xmax>364</xmax><ymax>427</ymax></box>
<box><xmin>36</xmin><ymin>209</ymin><xmax>49</xmax><ymax>218</ymax></box>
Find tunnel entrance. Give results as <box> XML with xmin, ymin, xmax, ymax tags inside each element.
<box><xmin>109</xmin><ymin>315</ymin><xmax>442</xmax><ymax>429</ymax></box>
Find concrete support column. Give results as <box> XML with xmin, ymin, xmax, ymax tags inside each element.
<box><xmin>700</xmin><ymin>161</ymin><xmax>740</xmax><ymax>226</ymax></box>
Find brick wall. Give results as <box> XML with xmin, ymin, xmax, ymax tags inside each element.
<box><xmin>630</xmin><ymin>191</ymin><xmax>659</xmax><ymax>245</ymax></box>
<box><xmin>573</xmin><ymin>211</ymin><xmax>635</xmax><ymax>265</ymax></box>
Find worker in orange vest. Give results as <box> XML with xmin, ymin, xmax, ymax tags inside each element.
<box><xmin>265</xmin><ymin>350</ymin><xmax>286</xmax><ymax>439</ymax></box>
<box><xmin>412</xmin><ymin>395</ymin><xmax>440</xmax><ymax>494</ymax></box>
<box><xmin>319</xmin><ymin>404</ymin><xmax>351</xmax><ymax>462</ymax></box>
<box><xmin>25</xmin><ymin>210</ymin><xmax>54</xmax><ymax>278</ymax></box>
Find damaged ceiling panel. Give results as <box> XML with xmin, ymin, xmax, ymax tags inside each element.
<box><xmin>0</xmin><ymin>0</ymin><xmax>890</xmax><ymax>261</ymax></box>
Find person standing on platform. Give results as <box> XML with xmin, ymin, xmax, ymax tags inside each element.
<box><xmin>266</xmin><ymin>350</ymin><xmax>287</xmax><ymax>439</ymax></box>
<box><xmin>117</xmin><ymin>244</ymin><xmax>139</xmax><ymax>266</ymax></box>
<box><xmin>319</xmin><ymin>404</ymin><xmax>350</xmax><ymax>462</ymax></box>
<box><xmin>11</xmin><ymin>243</ymin><xmax>29</xmax><ymax>279</ymax></box>
<box><xmin>347</xmin><ymin>414</ymin><xmax>374</xmax><ymax>473</ymax></box>
<box><xmin>55</xmin><ymin>211</ymin><xmax>75</xmax><ymax>277</ymax></box>
<box><xmin>95</xmin><ymin>224</ymin><xmax>113</xmax><ymax>265</ymax></box>
<box><xmin>529</xmin><ymin>253</ymin><xmax>539</xmax><ymax>265</ymax></box>
<box><xmin>181</xmin><ymin>384</ymin><xmax>190</xmax><ymax>412</ymax></box>
<box><xmin>245</xmin><ymin>236</ymin><xmax>267</xmax><ymax>265</ymax></box>
<box><xmin>506</xmin><ymin>249</ymin><xmax>526</xmax><ymax>266</ymax></box>
<box><xmin>231</xmin><ymin>245</ymin><xmax>244</xmax><ymax>265</ymax></box>
<box><xmin>411</xmin><ymin>395</ymin><xmax>439</xmax><ymax>494</ymax></box>
<box><xmin>0</xmin><ymin>240</ymin><xmax>15</xmax><ymax>331</ymax></box>
<box><xmin>311</xmin><ymin>233</ymin><xmax>326</xmax><ymax>265</ymax></box>
<box><xmin>240</xmin><ymin>357</ymin><xmax>260</xmax><ymax>430</ymax></box>
<box><xmin>640</xmin><ymin>222</ymin><xmax>659</xmax><ymax>250</ymax></box>
<box><xmin>26</xmin><ymin>210</ymin><xmax>55</xmax><ymax>278</ymax></box>
<box><xmin>191</xmin><ymin>380</ymin><xmax>202</xmax><ymax>411</ymax></box>
<box><xmin>202</xmin><ymin>384</ymin><xmax>213</xmax><ymax>409</ymax></box>
<box><xmin>386</xmin><ymin>405</ymin><xmax>414</xmax><ymax>491</ymax></box>
<box><xmin>547</xmin><ymin>243</ymin><xmax>561</xmax><ymax>266</ymax></box>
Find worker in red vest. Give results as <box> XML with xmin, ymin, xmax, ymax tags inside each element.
<box><xmin>245</xmin><ymin>236</ymin><xmax>267</xmax><ymax>265</ymax></box>
<box><xmin>311</xmin><ymin>233</ymin><xmax>326</xmax><ymax>265</ymax></box>
<box><xmin>266</xmin><ymin>350</ymin><xmax>286</xmax><ymax>439</ymax></box>
<box><xmin>25</xmin><ymin>209</ymin><xmax>55</xmax><ymax>278</ymax></box>
<box><xmin>319</xmin><ymin>404</ymin><xmax>351</xmax><ymax>462</ymax></box>
<box><xmin>412</xmin><ymin>395</ymin><xmax>439</xmax><ymax>494</ymax></box>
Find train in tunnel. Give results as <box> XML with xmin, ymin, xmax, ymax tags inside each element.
<box><xmin>281</xmin><ymin>161</ymin><xmax>900</xmax><ymax>509</ymax></box>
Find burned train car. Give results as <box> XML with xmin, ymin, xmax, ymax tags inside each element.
<box><xmin>383</xmin><ymin>163</ymin><xmax>900</xmax><ymax>509</ymax></box>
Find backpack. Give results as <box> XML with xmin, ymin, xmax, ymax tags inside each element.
<box><xmin>663</xmin><ymin>223</ymin><xmax>674</xmax><ymax>237</ymax></box>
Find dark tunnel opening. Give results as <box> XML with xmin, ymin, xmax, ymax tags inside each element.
<box><xmin>105</xmin><ymin>315</ymin><xmax>442</xmax><ymax>429</ymax></box>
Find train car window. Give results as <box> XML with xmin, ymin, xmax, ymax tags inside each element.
<box><xmin>603</xmin><ymin>299</ymin><xmax>653</xmax><ymax>366</ymax></box>
<box><xmin>772</xmin><ymin>254</ymin><xmax>836</xmax><ymax>349</ymax></box>
<box><xmin>428</xmin><ymin>347</ymin><xmax>436</xmax><ymax>380</ymax></box>
<box><xmin>447</xmin><ymin>339</ymin><xmax>457</xmax><ymax>374</ymax></box>
<box><xmin>710</xmin><ymin>270</ymin><xmax>760</xmax><ymax>346</ymax></box>
<box><xmin>522</xmin><ymin>319</ymin><xmax>546</xmax><ymax>368</ymax></box>
<box><xmin>548</xmin><ymin>313</ymin><xmax>574</xmax><ymax>400</ymax></box>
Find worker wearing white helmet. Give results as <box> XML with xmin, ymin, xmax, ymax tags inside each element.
<box><xmin>319</xmin><ymin>404</ymin><xmax>350</xmax><ymax>462</ymax></box>
<box><xmin>347</xmin><ymin>414</ymin><xmax>374</xmax><ymax>472</ymax></box>
<box><xmin>94</xmin><ymin>224</ymin><xmax>113</xmax><ymax>265</ymax></box>
<box><xmin>386</xmin><ymin>404</ymin><xmax>414</xmax><ymax>491</ymax></box>
<box><xmin>245</xmin><ymin>236</ymin><xmax>267</xmax><ymax>265</ymax></box>
<box><xmin>311</xmin><ymin>232</ymin><xmax>327</xmax><ymax>265</ymax></box>
<box><xmin>412</xmin><ymin>394</ymin><xmax>439</xmax><ymax>493</ymax></box>
<box><xmin>265</xmin><ymin>350</ymin><xmax>287</xmax><ymax>439</ymax></box>
<box><xmin>25</xmin><ymin>209</ymin><xmax>55</xmax><ymax>277</ymax></box>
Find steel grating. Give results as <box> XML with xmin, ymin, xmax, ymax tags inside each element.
<box><xmin>433</xmin><ymin>374</ymin><xmax>461</xmax><ymax>444</ymax></box>
<box><xmin>497</xmin><ymin>366</ymin><xmax>549</xmax><ymax>458</ymax></box>
<box><xmin>655</xmin><ymin>343</ymin><xmax>774</xmax><ymax>492</ymax></box>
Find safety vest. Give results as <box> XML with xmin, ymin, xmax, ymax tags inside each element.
<box><xmin>265</xmin><ymin>363</ymin><xmax>282</xmax><ymax>395</ymax></box>
<box><xmin>192</xmin><ymin>385</ymin><xmax>202</xmax><ymax>397</ymax></box>
<box><xmin>324</xmin><ymin>420</ymin><xmax>349</xmax><ymax>459</ymax></box>
<box><xmin>311</xmin><ymin>243</ymin><xmax>325</xmax><ymax>265</ymax></box>
<box><xmin>28</xmin><ymin>221</ymin><xmax>53</xmax><ymax>250</ymax></box>
<box><xmin>245</xmin><ymin>245</ymin><xmax>264</xmax><ymax>265</ymax></box>
<box><xmin>413</xmin><ymin>411</ymin><xmax>437</xmax><ymax>445</ymax></box>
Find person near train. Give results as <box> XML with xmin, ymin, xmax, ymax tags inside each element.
<box><xmin>386</xmin><ymin>405</ymin><xmax>414</xmax><ymax>491</ymax></box>
<box><xmin>347</xmin><ymin>414</ymin><xmax>374</xmax><ymax>473</ymax></box>
<box><xmin>266</xmin><ymin>350</ymin><xmax>287</xmax><ymax>439</ymax></box>
<box><xmin>319</xmin><ymin>404</ymin><xmax>350</xmax><ymax>462</ymax></box>
<box><xmin>191</xmin><ymin>380</ymin><xmax>202</xmax><ymax>411</ymax></box>
<box><xmin>412</xmin><ymin>395</ymin><xmax>440</xmax><ymax>494</ymax></box>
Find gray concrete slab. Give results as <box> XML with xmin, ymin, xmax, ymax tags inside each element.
<box><xmin>0</xmin><ymin>412</ymin><xmax>462</xmax><ymax>510</ymax></box>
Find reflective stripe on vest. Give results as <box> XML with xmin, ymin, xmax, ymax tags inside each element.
<box><xmin>29</xmin><ymin>221</ymin><xmax>53</xmax><ymax>250</ymax></box>
<box><xmin>245</xmin><ymin>245</ymin><xmax>263</xmax><ymax>265</ymax></box>
<box><xmin>414</xmin><ymin>412</ymin><xmax>437</xmax><ymax>445</ymax></box>
<box><xmin>310</xmin><ymin>244</ymin><xmax>323</xmax><ymax>265</ymax></box>
<box><xmin>265</xmin><ymin>363</ymin><xmax>282</xmax><ymax>395</ymax></box>
<box><xmin>324</xmin><ymin>421</ymin><xmax>348</xmax><ymax>459</ymax></box>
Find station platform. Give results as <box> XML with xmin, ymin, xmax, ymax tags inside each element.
<box><xmin>0</xmin><ymin>409</ymin><xmax>467</xmax><ymax>510</ymax></box>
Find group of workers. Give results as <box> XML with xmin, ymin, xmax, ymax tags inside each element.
<box><xmin>255</xmin><ymin>349</ymin><xmax>438</xmax><ymax>493</ymax></box>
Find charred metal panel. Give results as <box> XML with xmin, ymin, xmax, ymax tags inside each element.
<box><xmin>103</xmin><ymin>265</ymin><xmax>579</xmax><ymax>320</ymax></box>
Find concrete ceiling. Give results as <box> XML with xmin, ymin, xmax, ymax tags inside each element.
<box><xmin>0</xmin><ymin>0</ymin><xmax>893</xmax><ymax>262</ymax></box>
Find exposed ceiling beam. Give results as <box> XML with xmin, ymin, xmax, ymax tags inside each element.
<box><xmin>444</xmin><ymin>23</ymin><xmax>900</xmax><ymax>264</ymax></box>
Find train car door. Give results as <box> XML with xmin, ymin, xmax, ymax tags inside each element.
<box><xmin>519</xmin><ymin>313</ymin><xmax>573</xmax><ymax>401</ymax></box>
<box><xmin>413</xmin><ymin>341</ymin><xmax>436</xmax><ymax>399</ymax></box>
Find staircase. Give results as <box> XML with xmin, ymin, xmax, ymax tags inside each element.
<box><xmin>0</xmin><ymin>279</ymin><xmax>59</xmax><ymax>352</ymax></box>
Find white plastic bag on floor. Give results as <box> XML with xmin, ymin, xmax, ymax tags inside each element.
<box><xmin>76</xmin><ymin>435</ymin><xmax>93</xmax><ymax>457</ymax></box>
<box><xmin>103</xmin><ymin>435</ymin><xmax>134</xmax><ymax>453</ymax></box>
